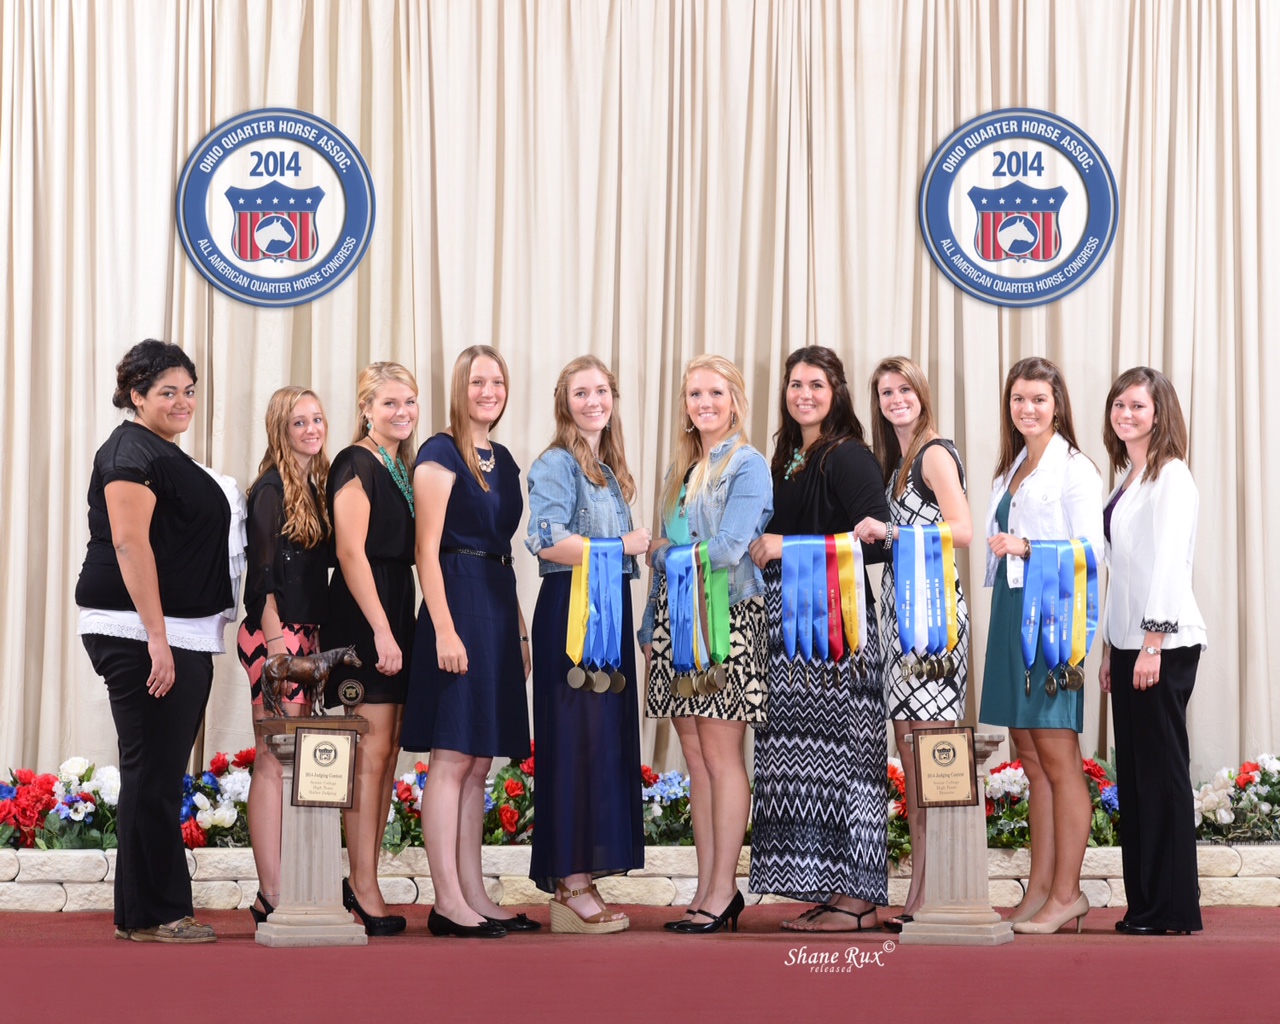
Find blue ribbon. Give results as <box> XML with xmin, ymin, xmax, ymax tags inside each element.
<box><xmin>1039</xmin><ymin>542</ymin><xmax>1062</xmax><ymax>673</ymax></box>
<box><xmin>893</xmin><ymin>525</ymin><xmax>916</xmax><ymax>657</ymax></box>
<box><xmin>811</xmin><ymin>540</ymin><xmax>829</xmax><ymax>661</ymax></box>
<box><xmin>924</xmin><ymin>526</ymin><xmax>944</xmax><ymax>655</ymax></box>
<box><xmin>781</xmin><ymin>536</ymin><xmax>829</xmax><ymax>661</ymax></box>
<box><xmin>587</xmin><ymin>538</ymin><xmax>624</xmax><ymax>671</ymax></box>
<box><xmin>1056</xmin><ymin>541</ymin><xmax>1075</xmax><ymax>669</ymax></box>
<box><xmin>1083</xmin><ymin>539</ymin><xmax>1099</xmax><ymax>656</ymax></box>
<box><xmin>666</xmin><ymin>544</ymin><xmax>697</xmax><ymax>673</ymax></box>
<box><xmin>1020</xmin><ymin>541</ymin><xmax>1043</xmax><ymax>673</ymax></box>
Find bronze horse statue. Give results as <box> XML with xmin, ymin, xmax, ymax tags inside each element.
<box><xmin>260</xmin><ymin>645</ymin><xmax>363</xmax><ymax>719</ymax></box>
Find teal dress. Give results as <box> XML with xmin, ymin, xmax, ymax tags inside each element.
<box><xmin>977</xmin><ymin>490</ymin><xmax>1084</xmax><ymax>732</ymax></box>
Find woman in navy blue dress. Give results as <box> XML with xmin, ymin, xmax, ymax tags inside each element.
<box><xmin>403</xmin><ymin>345</ymin><xmax>532</xmax><ymax>939</ymax></box>
<box><xmin>524</xmin><ymin>356</ymin><xmax>649</xmax><ymax>934</ymax></box>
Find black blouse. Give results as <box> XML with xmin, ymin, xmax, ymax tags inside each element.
<box><xmin>768</xmin><ymin>439</ymin><xmax>891</xmax><ymax>567</ymax></box>
<box><xmin>75</xmin><ymin>420</ymin><xmax>233</xmax><ymax>617</ymax></box>
<box><xmin>242</xmin><ymin>468</ymin><xmax>331</xmax><ymax>631</ymax></box>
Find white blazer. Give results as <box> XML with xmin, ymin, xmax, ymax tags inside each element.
<box><xmin>983</xmin><ymin>432</ymin><xmax>1105</xmax><ymax>589</ymax></box>
<box><xmin>1102</xmin><ymin>459</ymin><xmax>1207</xmax><ymax>651</ymax></box>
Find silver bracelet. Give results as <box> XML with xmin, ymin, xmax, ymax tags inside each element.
<box><xmin>882</xmin><ymin>521</ymin><xmax>894</xmax><ymax>550</ymax></box>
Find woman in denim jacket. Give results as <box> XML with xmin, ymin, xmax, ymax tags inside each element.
<box><xmin>640</xmin><ymin>354</ymin><xmax>773</xmax><ymax>934</ymax></box>
<box><xmin>524</xmin><ymin>356</ymin><xmax>651</xmax><ymax>934</ymax></box>
<box><xmin>978</xmin><ymin>357</ymin><xmax>1104</xmax><ymax>936</ymax></box>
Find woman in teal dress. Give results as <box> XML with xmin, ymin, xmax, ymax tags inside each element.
<box><xmin>978</xmin><ymin>357</ymin><xmax>1103</xmax><ymax>936</ymax></box>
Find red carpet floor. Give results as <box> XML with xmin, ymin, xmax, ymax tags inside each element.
<box><xmin>1</xmin><ymin>903</ymin><xmax>1274</xmax><ymax>1023</ymax></box>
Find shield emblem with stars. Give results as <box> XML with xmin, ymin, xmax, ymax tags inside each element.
<box><xmin>225</xmin><ymin>180</ymin><xmax>325</xmax><ymax>262</ymax></box>
<box><xmin>967</xmin><ymin>181</ymin><xmax>1068</xmax><ymax>262</ymax></box>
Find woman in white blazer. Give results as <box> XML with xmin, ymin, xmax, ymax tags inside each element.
<box><xmin>1099</xmin><ymin>367</ymin><xmax>1205</xmax><ymax>936</ymax></box>
<box><xmin>978</xmin><ymin>357</ymin><xmax>1104</xmax><ymax>936</ymax></box>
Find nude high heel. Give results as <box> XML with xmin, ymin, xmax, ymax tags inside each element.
<box><xmin>1012</xmin><ymin>892</ymin><xmax>1090</xmax><ymax>934</ymax></box>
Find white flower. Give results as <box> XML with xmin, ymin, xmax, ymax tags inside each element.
<box><xmin>1215</xmin><ymin>806</ymin><xmax>1235</xmax><ymax>825</ymax></box>
<box><xmin>210</xmin><ymin>801</ymin><xmax>238</xmax><ymax>829</ymax></box>
<box><xmin>218</xmin><ymin>769</ymin><xmax>252</xmax><ymax>804</ymax></box>
<box><xmin>1260</xmin><ymin>802</ymin><xmax>1273</xmax><ymax>816</ymax></box>
<box><xmin>192</xmin><ymin>792</ymin><xmax>212</xmax><ymax>811</ymax></box>
<box><xmin>68</xmin><ymin>800</ymin><xmax>92</xmax><ymax>822</ymax></box>
<box><xmin>53</xmin><ymin>780</ymin><xmax>67</xmax><ymax>802</ymax></box>
<box><xmin>888</xmin><ymin>799</ymin><xmax>900</xmax><ymax>820</ymax></box>
<box><xmin>650</xmin><ymin>802</ymin><xmax>663</xmax><ymax>819</ymax></box>
<box><xmin>58</xmin><ymin>757</ymin><xmax>92</xmax><ymax>787</ymax></box>
<box><xmin>387</xmin><ymin>800</ymin><xmax>396</xmax><ymax>824</ymax></box>
<box><xmin>94</xmin><ymin>766</ymin><xmax>121</xmax><ymax>805</ymax></box>
<box><xmin>1258</xmin><ymin>754</ymin><xmax>1280</xmax><ymax>774</ymax></box>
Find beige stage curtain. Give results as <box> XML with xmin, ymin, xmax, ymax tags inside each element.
<box><xmin>0</xmin><ymin>0</ymin><xmax>1275</xmax><ymax>787</ymax></box>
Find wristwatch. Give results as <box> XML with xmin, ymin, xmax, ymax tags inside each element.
<box><xmin>1142</xmin><ymin>645</ymin><xmax>1161</xmax><ymax>656</ymax></box>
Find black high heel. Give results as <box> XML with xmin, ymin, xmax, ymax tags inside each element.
<box><xmin>249</xmin><ymin>891</ymin><xmax>276</xmax><ymax>927</ymax></box>
<box><xmin>674</xmin><ymin>891</ymin><xmax>745</xmax><ymax>934</ymax></box>
<box><xmin>663</xmin><ymin>909</ymin><xmax>698</xmax><ymax>932</ymax></box>
<box><xmin>342</xmin><ymin>877</ymin><xmax>406</xmax><ymax>936</ymax></box>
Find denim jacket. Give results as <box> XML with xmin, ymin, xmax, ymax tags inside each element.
<box><xmin>524</xmin><ymin>446</ymin><xmax>639</xmax><ymax>579</ymax></box>
<box><xmin>638</xmin><ymin>435</ymin><xmax>773</xmax><ymax>646</ymax></box>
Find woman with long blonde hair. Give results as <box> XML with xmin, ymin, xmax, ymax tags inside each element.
<box><xmin>640</xmin><ymin>353</ymin><xmax>773</xmax><ymax>934</ymax></box>
<box><xmin>404</xmin><ymin>346</ymin><xmax>533</xmax><ymax>938</ymax></box>
<box><xmin>237</xmin><ymin>386</ymin><xmax>332</xmax><ymax>929</ymax></box>
<box><xmin>523</xmin><ymin>355</ymin><xmax>650</xmax><ymax>933</ymax></box>
<box><xmin>327</xmin><ymin>362</ymin><xmax>420</xmax><ymax>936</ymax></box>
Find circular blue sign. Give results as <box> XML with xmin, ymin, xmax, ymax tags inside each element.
<box><xmin>176</xmin><ymin>108</ymin><xmax>376</xmax><ymax>307</ymax></box>
<box><xmin>919</xmin><ymin>108</ymin><xmax>1117</xmax><ymax>307</ymax></box>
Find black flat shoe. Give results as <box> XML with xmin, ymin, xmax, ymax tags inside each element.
<box><xmin>485</xmin><ymin>912</ymin><xmax>541</xmax><ymax>932</ymax></box>
<box><xmin>343</xmin><ymin>877</ymin><xmax>406</xmax><ymax>936</ymax></box>
<box><xmin>429</xmin><ymin>909</ymin><xmax>507</xmax><ymax>938</ymax></box>
<box><xmin>882</xmin><ymin>913</ymin><xmax>913</xmax><ymax>934</ymax></box>
<box><xmin>1115</xmin><ymin>920</ymin><xmax>1191</xmax><ymax>936</ymax></box>
<box><xmin>674</xmin><ymin>891</ymin><xmax>745</xmax><ymax>934</ymax></box>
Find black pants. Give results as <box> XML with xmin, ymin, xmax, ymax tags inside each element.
<box><xmin>1110</xmin><ymin>644</ymin><xmax>1203</xmax><ymax>932</ymax></box>
<box><xmin>82</xmin><ymin>634</ymin><xmax>213</xmax><ymax>929</ymax></box>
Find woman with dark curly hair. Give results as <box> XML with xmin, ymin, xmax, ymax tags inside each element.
<box><xmin>76</xmin><ymin>339</ymin><xmax>241</xmax><ymax>943</ymax></box>
<box><xmin>748</xmin><ymin>346</ymin><xmax>892</xmax><ymax>933</ymax></box>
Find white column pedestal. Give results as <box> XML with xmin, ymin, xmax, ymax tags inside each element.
<box><xmin>256</xmin><ymin>728</ymin><xmax>368</xmax><ymax>948</ymax></box>
<box><xmin>900</xmin><ymin>731</ymin><xmax>1014</xmax><ymax>947</ymax></box>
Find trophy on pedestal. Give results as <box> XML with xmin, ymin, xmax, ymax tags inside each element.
<box><xmin>254</xmin><ymin>647</ymin><xmax>372</xmax><ymax>948</ymax></box>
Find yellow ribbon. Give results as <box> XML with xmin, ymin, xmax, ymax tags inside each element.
<box><xmin>834</xmin><ymin>532</ymin><xmax>860</xmax><ymax>652</ymax></box>
<box><xmin>1070</xmin><ymin>538</ymin><xmax>1087</xmax><ymax>666</ymax></box>
<box><xmin>565</xmin><ymin>538</ymin><xmax>591</xmax><ymax>665</ymax></box>
<box><xmin>939</xmin><ymin>522</ymin><xmax>959</xmax><ymax>652</ymax></box>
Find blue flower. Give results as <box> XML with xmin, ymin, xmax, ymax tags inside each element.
<box><xmin>202</xmin><ymin>771</ymin><xmax>220</xmax><ymax>790</ymax></box>
<box><xmin>484</xmin><ymin>792</ymin><xmax>496</xmax><ymax>814</ymax></box>
<box><xmin>1101</xmin><ymin>785</ymin><xmax>1120</xmax><ymax>815</ymax></box>
<box><xmin>180</xmin><ymin>796</ymin><xmax>195</xmax><ymax>823</ymax></box>
<box><xmin>55</xmin><ymin>802</ymin><xmax>72</xmax><ymax>819</ymax></box>
<box><xmin>0</xmin><ymin>784</ymin><xmax>15</xmax><ymax>800</ymax></box>
<box><xmin>182</xmin><ymin>774</ymin><xmax>195</xmax><ymax>795</ymax></box>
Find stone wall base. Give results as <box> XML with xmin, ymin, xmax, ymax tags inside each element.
<box><xmin>1</xmin><ymin>844</ymin><xmax>1276</xmax><ymax>911</ymax></box>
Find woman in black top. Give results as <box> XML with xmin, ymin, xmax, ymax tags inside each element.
<box><xmin>76</xmin><ymin>340</ymin><xmax>234</xmax><ymax>944</ymax></box>
<box><xmin>237</xmin><ymin>386</ymin><xmax>331</xmax><ymax>927</ymax></box>
<box><xmin>325</xmin><ymin>362</ymin><xmax>419</xmax><ymax>935</ymax></box>
<box><xmin>748</xmin><ymin>347</ymin><xmax>891</xmax><ymax>932</ymax></box>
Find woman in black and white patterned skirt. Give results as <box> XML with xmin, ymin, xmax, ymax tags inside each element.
<box><xmin>748</xmin><ymin>347</ymin><xmax>892</xmax><ymax>932</ymax></box>
<box><xmin>639</xmin><ymin>354</ymin><xmax>773</xmax><ymax>935</ymax></box>
<box><xmin>854</xmin><ymin>356</ymin><xmax>972</xmax><ymax>932</ymax></box>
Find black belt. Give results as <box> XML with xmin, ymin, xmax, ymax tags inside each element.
<box><xmin>441</xmin><ymin>546</ymin><xmax>513</xmax><ymax>567</ymax></box>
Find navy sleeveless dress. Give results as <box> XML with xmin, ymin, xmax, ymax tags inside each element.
<box><xmin>401</xmin><ymin>433</ymin><xmax>531</xmax><ymax>758</ymax></box>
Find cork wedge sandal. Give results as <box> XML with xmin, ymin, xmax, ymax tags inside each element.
<box><xmin>549</xmin><ymin>881</ymin><xmax>630</xmax><ymax>934</ymax></box>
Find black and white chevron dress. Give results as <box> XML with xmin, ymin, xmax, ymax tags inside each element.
<box><xmin>881</xmin><ymin>439</ymin><xmax>970</xmax><ymax>721</ymax></box>
<box><xmin>748</xmin><ymin>440</ymin><xmax>890</xmax><ymax>904</ymax></box>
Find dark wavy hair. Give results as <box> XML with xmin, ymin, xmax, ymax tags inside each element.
<box><xmin>769</xmin><ymin>346</ymin><xmax>867</xmax><ymax>478</ymax></box>
<box><xmin>113</xmin><ymin>340</ymin><xmax>197</xmax><ymax>410</ymax></box>
<box><xmin>1102</xmin><ymin>366</ymin><xmax>1188</xmax><ymax>482</ymax></box>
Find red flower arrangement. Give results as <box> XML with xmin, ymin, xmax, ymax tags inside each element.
<box><xmin>641</xmin><ymin>765</ymin><xmax>660</xmax><ymax>788</ymax></box>
<box><xmin>232</xmin><ymin>748</ymin><xmax>256</xmax><ymax>770</ymax></box>
<box><xmin>181</xmin><ymin>818</ymin><xmax>207</xmax><ymax>849</ymax></box>
<box><xmin>499</xmin><ymin>805</ymin><xmax>520</xmax><ymax>833</ymax></box>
